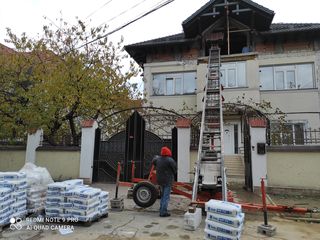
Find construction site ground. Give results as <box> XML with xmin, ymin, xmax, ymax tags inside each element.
<box><xmin>1</xmin><ymin>182</ymin><xmax>319</xmax><ymax>240</ymax></box>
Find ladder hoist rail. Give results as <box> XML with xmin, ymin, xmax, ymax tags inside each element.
<box><xmin>192</xmin><ymin>46</ymin><xmax>227</xmax><ymax>202</ymax></box>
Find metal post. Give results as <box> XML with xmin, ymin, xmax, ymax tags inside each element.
<box><xmin>115</xmin><ymin>162</ymin><xmax>121</xmax><ymax>199</ymax></box>
<box><xmin>131</xmin><ymin>160</ymin><xmax>135</xmax><ymax>180</ymax></box>
<box><xmin>261</xmin><ymin>178</ymin><xmax>268</xmax><ymax>226</ymax></box>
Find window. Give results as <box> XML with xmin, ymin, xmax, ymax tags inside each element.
<box><xmin>220</xmin><ymin>62</ymin><xmax>246</xmax><ymax>88</ymax></box>
<box><xmin>260</xmin><ymin>63</ymin><xmax>314</xmax><ymax>90</ymax></box>
<box><xmin>152</xmin><ymin>72</ymin><xmax>196</xmax><ymax>96</ymax></box>
<box><xmin>271</xmin><ymin>121</ymin><xmax>306</xmax><ymax>145</ymax></box>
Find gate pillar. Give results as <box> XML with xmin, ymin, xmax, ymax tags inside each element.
<box><xmin>80</xmin><ymin>119</ymin><xmax>98</xmax><ymax>184</ymax></box>
<box><xmin>249</xmin><ymin>118</ymin><xmax>268</xmax><ymax>190</ymax></box>
<box><xmin>176</xmin><ymin>118</ymin><xmax>191</xmax><ymax>183</ymax></box>
<box><xmin>25</xmin><ymin>128</ymin><xmax>43</xmax><ymax>164</ymax></box>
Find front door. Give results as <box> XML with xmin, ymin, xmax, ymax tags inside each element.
<box><xmin>224</xmin><ymin>124</ymin><xmax>235</xmax><ymax>154</ymax></box>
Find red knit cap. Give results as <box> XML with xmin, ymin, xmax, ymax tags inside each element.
<box><xmin>161</xmin><ymin>146</ymin><xmax>172</xmax><ymax>157</ymax></box>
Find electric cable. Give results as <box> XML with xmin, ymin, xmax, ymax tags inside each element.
<box><xmin>85</xmin><ymin>0</ymin><xmax>114</xmax><ymax>20</ymax></box>
<box><xmin>98</xmin><ymin>0</ymin><xmax>148</xmax><ymax>27</ymax></box>
<box><xmin>76</xmin><ymin>0</ymin><xmax>174</xmax><ymax>49</ymax></box>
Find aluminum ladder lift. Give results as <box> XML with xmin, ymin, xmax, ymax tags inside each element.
<box><xmin>192</xmin><ymin>46</ymin><xmax>227</xmax><ymax>202</ymax></box>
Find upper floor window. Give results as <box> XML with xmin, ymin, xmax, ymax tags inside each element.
<box><xmin>260</xmin><ymin>63</ymin><xmax>315</xmax><ymax>91</ymax></box>
<box><xmin>152</xmin><ymin>72</ymin><xmax>196</xmax><ymax>96</ymax></box>
<box><xmin>220</xmin><ymin>62</ymin><xmax>246</xmax><ymax>88</ymax></box>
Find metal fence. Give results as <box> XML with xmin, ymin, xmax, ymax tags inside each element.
<box><xmin>270</xmin><ymin>128</ymin><xmax>320</xmax><ymax>145</ymax></box>
<box><xmin>42</xmin><ymin>133</ymin><xmax>81</xmax><ymax>146</ymax></box>
<box><xmin>0</xmin><ymin>138</ymin><xmax>26</xmax><ymax>146</ymax></box>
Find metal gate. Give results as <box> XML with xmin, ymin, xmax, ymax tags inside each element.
<box><xmin>93</xmin><ymin>130</ymin><xmax>172</xmax><ymax>182</ymax></box>
<box><xmin>243</xmin><ymin>118</ymin><xmax>253</xmax><ymax>191</ymax></box>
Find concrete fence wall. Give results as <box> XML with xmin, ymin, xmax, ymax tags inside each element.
<box><xmin>0</xmin><ymin>146</ymin><xmax>80</xmax><ymax>181</ymax></box>
<box><xmin>0</xmin><ymin>146</ymin><xmax>26</xmax><ymax>171</ymax></box>
<box><xmin>267</xmin><ymin>146</ymin><xmax>320</xmax><ymax>192</ymax></box>
<box><xmin>35</xmin><ymin>147</ymin><xmax>80</xmax><ymax>181</ymax></box>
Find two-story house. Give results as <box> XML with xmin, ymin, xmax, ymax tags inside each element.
<box><xmin>125</xmin><ymin>0</ymin><xmax>320</xmax><ymax>191</ymax></box>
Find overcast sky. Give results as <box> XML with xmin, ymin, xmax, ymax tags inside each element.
<box><xmin>1</xmin><ymin>0</ymin><xmax>319</xmax><ymax>46</ymax></box>
<box><xmin>1</xmin><ymin>0</ymin><xmax>319</xmax><ymax>87</ymax></box>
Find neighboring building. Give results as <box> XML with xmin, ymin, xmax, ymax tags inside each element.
<box><xmin>125</xmin><ymin>0</ymin><xmax>320</xmax><ymax>192</ymax></box>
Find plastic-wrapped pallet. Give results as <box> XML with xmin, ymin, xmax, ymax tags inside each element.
<box><xmin>27</xmin><ymin>186</ymin><xmax>47</xmax><ymax>213</ymax></box>
<box><xmin>204</xmin><ymin>199</ymin><xmax>245</xmax><ymax>240</ymax></box>
<box><xmin>20</xmin><ymin>163</ymin><xmax>54</xmax><ymax>214</ymax></box>
<box><xmin>0</xmin><ymin>172</ymin><xmax>28</xmax><ymax>222</ymax></box>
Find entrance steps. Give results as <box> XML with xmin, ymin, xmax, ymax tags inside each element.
<box><xmin>224</xmin><ymin>155</ymin><xmax>245</xmax><ymax>183</ymax></box>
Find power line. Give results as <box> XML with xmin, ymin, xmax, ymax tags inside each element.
<box><xmin>98</xmin><ymin>0</ymin><xmax>148</xmax><ymax>27</ymax></box>
<box><xmin>77</xmin><ymin>0</ymin><xmax>175</xmax><ymax>49</ymax></box>
<box><xmin>85</xmin><ymin>0</ymin><xmax>114</xmax><ymax>20</ymax></box>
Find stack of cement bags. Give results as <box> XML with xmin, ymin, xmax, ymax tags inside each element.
<box><xmin>204</xmin><ymin>199</ymin><xmax>244</xmax><ymax>240</ymax></box>
<box><xmin>0</xmin><ymin>172</ymin><xmax>28</xmax><ymax>226</ymax></box>
<box><xmin>98</xmin><ymin>191</ymin><xmax>109</xmax><ymax>216</ymax></box>
<box><xmin>0</xmin><ymin>186</ymin><xmax>12</xmax><ymax>226</ymax></box>
<box><xmin>45</xmin><ymin>179</ymin><xmax>109</xmax><ymax>222</ymax></box>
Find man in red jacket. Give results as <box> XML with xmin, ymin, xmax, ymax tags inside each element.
<box><xmin>152</xmin><ymin>146</ymin><xmax>177</xmax><ymax>217</ymax></box>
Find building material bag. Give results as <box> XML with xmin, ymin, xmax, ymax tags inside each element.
<box><xmin>205</xmin><ymin>228</ymin><xmax>241</xmax><ymax>240</ymax></box>
<box><xmin>206</xmin><ymin>212</ymin><xmax>245</xmax><ymax>228</ymax></box>
<box><xmin>47</xmin><ymin>182</ymin><xmax>74</xmax><ymax>192</ymax></box>
<box><xmin>63</xmin><ymin>179</ymin><xmax>84</xmax><ymax>186</ymax></box>
<box><xmin>205</xmin><ymin>219</ymin><xmax>243</xmax><ymax>236</ymax></box>
<box><xmin>205</xmin><ymin>199</ymin><xmax>242</xmax><ymax>217</ymax></box>
<box><xmin>0</xmin><ymin>172</ymin><xmax>26</xmax><ymax>180</ymax></box>
<box><xmin>73</xmin><ymin>187</ymin><xmax>101</xmax><ymax>199</ymax></box>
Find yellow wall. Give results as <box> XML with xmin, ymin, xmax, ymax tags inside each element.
<box><xmin>36</xmin><ymin>150</ymin><xmax>80</xmax><ymax>181</ymax></box>
<box><xmin>0</xmin><ymin>148</ymin><xmax>26</xmax><ymax>171</ymax></box>
<box><xmin>0</xmin><ymin>148</ymin><xmax>80</xmax><ymax>180</ymax></box>
<box><xmin>267</xmin><ymin>152</ymin><xmax>320</xmax><ymax>190</ymax></box>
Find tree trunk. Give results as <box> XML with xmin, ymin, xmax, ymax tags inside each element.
<box><xmin>68</xmin><ymin>117</ymin><xmax>78</xmax><ymax>146</ymax></box>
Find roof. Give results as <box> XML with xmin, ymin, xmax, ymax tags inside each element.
<box><xmin>125</xmin><ymin>33</ymin><xmax>188</xmax><ymax>48</ymax></box>
<box><xmin>124</xmin><ymin>0</ymin><xmax>320</xmax><ymax>65</ymax></box>
<box><xmin>0</xmin><ymin>43</ymin><xmax>15</xmax><ymax>54</ymax></box>
<box><xmin>183</xmin><ymin>0</ymin><xmax>274</xmax><ymax>26</ymax></box>
<box><xmin>264</xmin><ymin>23</ymin><xmax>320</xmax><ymax>34</ymax></box>
<box><xmin>126</xmin><ymin>23</ymin><xmax>320</xmax><ymax>49</ymax></box>
<box><xmin>182</xmin><ymin>0</ymin><xmax>275</xmax><ymax>37</ymax></box>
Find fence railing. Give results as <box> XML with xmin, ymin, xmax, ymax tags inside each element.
<box><xmin>270</xmin><ymin>128</ymin><xmax>320</xmax><ymax>146</ymax></box>
<box><xmin>42</xmin><ymin>134</ymin><xmax>81</xmax><ymax>147</ymax></box>
<box><xmin>0</xmin><ymin>138</ymin><xmax>26</xmax><ymax>146</ymax></box>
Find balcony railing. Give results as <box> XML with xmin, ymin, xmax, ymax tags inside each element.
<box><xmin>270</xmin><ymin>128</ymin><xmax>320</xmax><ymax>146</ymax></box>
